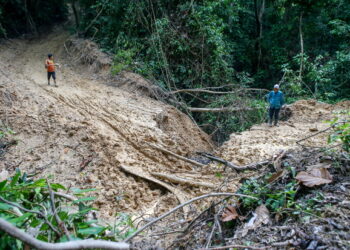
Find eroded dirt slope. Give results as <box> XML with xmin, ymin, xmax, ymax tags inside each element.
<box><xmin>0</xmin><ymin>29</ymin><xmax>349</xmax><ymax>221</ymax></box>
<box><xmin>0</xmin><ymin>29</ymin><xmax>214</xmax><ymax>218</ymax></box>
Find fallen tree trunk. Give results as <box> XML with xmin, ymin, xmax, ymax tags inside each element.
<box><xmin>170</xmin><ymin>88</ymin><xmax>269</xmax><ymax>95</ymax></box>
<box><xmin>148</xmin><ymin>143</ymin><xmax>205</xmax><ymax>168</ymax></box>
<box><xmin>198</xmin><ymin>152</ymin><xmax>270</xmax><ymax>171</ymax></box>
<box><xmin>151</xmin><ymin>172</ymin><xmax>216</xmax><ymax>188</ymax></box>
<box><xmin>120</xmin><ymin>165</ymin><xmax>189</xmax><ymax>213</ymax></box>
<box><xmin>187</xmin><ymin>107</ymin><xmax>256</xmax><ymax>113</ymax></box>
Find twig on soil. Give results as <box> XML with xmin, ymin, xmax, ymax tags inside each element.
<box><xmin>273</xmin><ymin>150</ymin><xmax>287</xmax><ymax>171</ymax></box>
<box><xmin>80</xmin><ymin>154</ymin><xmax>94</xmax><ymax>171</ymax></box>
<box><xmin>124</xmin><ymin>192</ymin><xmax>257</xmax><ymax>242</ymax></box>
<box><xmin>47</xmin><ymin>180</ymin><xmax>71</xmax><ymax>240</ymax></box>
<box><xmin>205</xmin><ymin>221</ymin><xmax>217</xmax><ymax>248</ymax></box>
<box><xmin>202</xmin><ymin>244</ymin><xmax>267</xmax><ymax>250</ymax></box>
<box><xmin>0</xmin><ymin>218</ymin><xmax>129</xmax><ymax>250</ymax></box>
<box><xmin>148</xmin><ymin>143</ymin><xmax>205</xmax><ymax>168</ymax></box>
<box><xmin>271</xmin><ymin>239</ymin><xmax>294</xmax><ymax>247</ymax></box>
<box><xmin>0</xmin><ymin>196</ymin><xmax>60</xmax><ymax>236</ymax></box>
<box><xmin>296</xmin><ymin>126</ymin><xmax>334</xmax><ymax>147</ymax></box>
<box><xmin>182</xmin><ymin>198</ymin><xmax>227</xmax><ymax>235</ymax></box>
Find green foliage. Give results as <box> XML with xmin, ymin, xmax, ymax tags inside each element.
<box><xmin>0</xmin><ymin>0</ymin><xmax>68</xmax><ymax>37</ymax></box>
<box><xmin>197</xmin><ymin>94</ymin><xmax>267</xmax><ymax>142</ymax></box>
<box><xmin>0</xmin><ymin>170</ymin><xmax>135</xmax><ymax>248</ymax></box>
<box><xmin>238</xmin><ymin>176</ymin><xmax>298</xmax><ymax>214</ymax></box>
<box><xmin>328</xmin><ymin>111</ymin><xmax>350</xmax><ymax>152</ymax></box>
<box><xmin>74</xmin><ymin>0</ymin><xmax>350</xmax><ymax>143</ymax></box>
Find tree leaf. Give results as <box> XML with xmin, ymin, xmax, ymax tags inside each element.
<box><xmin>0</xmin><ymin>180</ymin><xmax>7</xmax><ymax>191</ymax></box>
<box><xmin>73</xmin><ymin>197</ymin><xmax>96</xmax><ymax>204</ymax></box>
<box><xmin>77</xmin><ymin>226</ymin><xmax>105</xmax><ymax>235</ymax></box>
<box><xmin>295</xmin><ymin>168</ymin><xmax>332</xmax><ymax>187</ymax></box>
<box><xmin>267</xmin><ymin>170</ymin><xmax>284</xmax><ymax>183</ymax></box>
<box><xmin>10</xmin><ymin>172</ymin><xmax>20</xmax><ymax>187</ymax></box>
<box><xmin>221</xmin><ymin>206</ymin><xmax>238</xmax><ymax>222</ymax></box>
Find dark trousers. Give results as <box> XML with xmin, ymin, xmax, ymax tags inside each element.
<box><xmin>269</xmin><ymin>107</ymin><xmax>280</xmax><ymax>124</ymax></box>
<box><xmin>47</xmin><ymin>71</ymin><xmax>56</xmax><ymax>80</ymax></box>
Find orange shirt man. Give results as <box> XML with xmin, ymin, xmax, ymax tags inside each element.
<box><xmin>45</xmin><ymin>54</ymin><xmax>59</xmax><ymax>86</ymax></box>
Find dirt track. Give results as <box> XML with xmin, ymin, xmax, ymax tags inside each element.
<box><xmin>0</xmin><ymin>29</ymin><xmax>349</xmax><ymax>219</ymax></box>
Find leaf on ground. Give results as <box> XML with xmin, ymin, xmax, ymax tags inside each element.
<box><xmin>221</xmin><ymin>206</ymin><xmax>238</xmax><ymax>222</ymax></box>
<box><xmin>295</xmin><ymin>168</ymin><xmax>332</xmax><ymax>187</ymax></box>
<box><xmin>234</xmin><ymin>204</ymin><xmax>270</xmax><ymax>238</ymax></box>
<box><xmin>267</xmin><ymin>170</ymin><xmax>284</xmax><ymax>183</ymax></box>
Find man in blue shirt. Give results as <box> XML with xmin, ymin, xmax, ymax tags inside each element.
<box><xmin>267</xmin><ymin>84</ymin><xmax>284</xmax><ymax>126</ymax></box>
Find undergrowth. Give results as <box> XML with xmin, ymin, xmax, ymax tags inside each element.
<box><xmin>0</xmin><ymin>169</ymin><xmax>136</xmax><ymax>249</ymax></box>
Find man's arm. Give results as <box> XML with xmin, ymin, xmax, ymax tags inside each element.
<box><xmin>267</xmin><ymin>92</ymin><xmax>272</xmax><ymax>102</ymax></box>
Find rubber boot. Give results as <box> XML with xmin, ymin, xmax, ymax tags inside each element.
<box><xmin>268</xmin><ymin>119</ymin><xmax>273</xmax><ymax>127</ymax></box>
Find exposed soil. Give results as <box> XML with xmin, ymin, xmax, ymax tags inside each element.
<box><xmin>219</xmin><ymin>99</ymin><xmax>350</xmax><ymax>166</ymax></box>
<box><xmin>0</xmin><ymin>29</ymin><xmax>213</xmax><ymax>219</ymax></box>
<box><xmin>0</xmin><ymin>28</ymin><xmax>349</xmax><ymax>249</ymax></box>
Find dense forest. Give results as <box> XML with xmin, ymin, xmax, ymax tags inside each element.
<box><xmin>1</xmin><ymin>0</ymin><xmax>349</xmax><ymax>140</ymax></box>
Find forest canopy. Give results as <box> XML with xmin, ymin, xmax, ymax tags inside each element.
<box><xmin>1</xmin><ymin>0</ymin><xmax>349</xmax><ymax>141</ymax></box>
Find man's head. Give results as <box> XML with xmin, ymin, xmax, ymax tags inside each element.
<box><xmin>273</xmin><ymin>84</ymin><xmax>279</xmax><ymax>93</ymax></box>
<box><xmin>48</xmin><ymin>54</ymin><xmax>53</xmax><ymax>59</ymax></box>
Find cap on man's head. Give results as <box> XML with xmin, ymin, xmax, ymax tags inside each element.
<box><xmin>274</xmin><ymin>84</ymin><xmax>280</xmax><ymax>89</ymax></box>
<box><xmin>48</xmin><ymin>54</ymin><xmax>53</xmax><ymax>58</ymax></box>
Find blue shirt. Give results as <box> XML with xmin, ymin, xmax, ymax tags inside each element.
<box><xmin>268</xmin><ymin>91</ymin><xmax>284</xmax><ymax>108</ymax></box>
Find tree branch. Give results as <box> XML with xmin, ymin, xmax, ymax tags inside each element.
<box><xmin>0</xmin><ymin>218</ymin><xmax>129</xmax><ymax>250</ymax></box>
<box><xmin>124</xmin><ymin>192</ymin><xmax>258</xmax><ymax>242</ymax></box>
<box><xmin>170</xmin><ymin>88</ymin><xmax>268</xmax><ymax>95</ymax></box>
<box><xmin>187</xmin><ymin>107</ymin><xmax>257</xmax><ymax>113</ymax></box>
<box><xmin>0</xmin><ymin>196</ymin><xmax>60</xmax><ymax>236</ymax></box>
<box><xmin>148</xmin><ymin>143</ymin><xmax>205</xmax><ymax>167</ymax></box>
<box><xmin>47</xmin><ymin>180</ymin><xmax>71</xmax><ymax>240</ymax></box>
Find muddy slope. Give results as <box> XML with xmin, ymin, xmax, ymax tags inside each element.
<box><xmin>0</xmin><ymin>30</ymin><xmax>213</xmax><ymax>218</ymax></box>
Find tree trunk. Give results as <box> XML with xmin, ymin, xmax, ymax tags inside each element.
<box><xmin>253</xmin><ymin>0</ymin><xmax>266</xmax><ymax>73</ymax></box>
<box><xmin>24</xmin><ymin>0</ymin><xmax>37</xmax><ymax>34</ymax></box>
<box><xmin>71</xmin><ymin>0</ymin><xmax>80</xmax><ymax>29</ymax></box>
<box><xmin>298</xmin><ymin>11</ymin><xmax>304</xmax><ymax>82</ymax></box>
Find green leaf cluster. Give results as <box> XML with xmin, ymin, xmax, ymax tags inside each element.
<box><xmin>0</xmin><ymin>170</ymin><xmax>135</xmax><ymax>248</ymax></box>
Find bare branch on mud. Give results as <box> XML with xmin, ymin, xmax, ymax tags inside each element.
<box><xmin>124</xmin><ymin>192</ymin><xmax>258</xmax><ymax>242</ymax></box>
<box><xmin>170</xmin><ymin>88</ymin><xmax>269</xmax><ymax>95</ymax></box>
<box><xmin>198</xmin><ymin>152</ymin><xmax>270</xmax><ymax>171</ymax></box>
<box><xmin>151</xmin><ymin>172</ymin><xmax>215</xmax><ymax>188</ymax></box>
<box><xmin>148</xmin><ymin>143</ymin><xmax>205</xmax><ymax>167</ymax></box>
<box><xmin>0</xmin><ymin>218</ymin><xmax>129</xmax><ymax>250</ymax></box>
<box><xmin>187</xmin><ymin>107</ymin><xmax>256</xmax><ymax>113</ymax></box>
<box><xmin>0</xmin><ymin>196</ymin><xmax>60</xmax><ymax>235</ymax></box>
<box><xmin>296</xmin><ymin>126</ymin><xmax>334</xmax><ymax>147</ymax></box>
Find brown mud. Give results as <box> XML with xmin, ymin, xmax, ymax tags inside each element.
<box><xmin>0</xmin><ymin>28</ymin><xmax>349</xmax><ymax>227</ymax></box>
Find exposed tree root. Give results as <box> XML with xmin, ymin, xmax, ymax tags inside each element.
<box><xmin>151</xmin><ymin>172</ymin><xmax>216</xmax><ymax>188</ymax></box>
<box><xmin>120</xmin><ymin>165</ymin><xmax>190</xmax><ymax>213</ymax></box>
